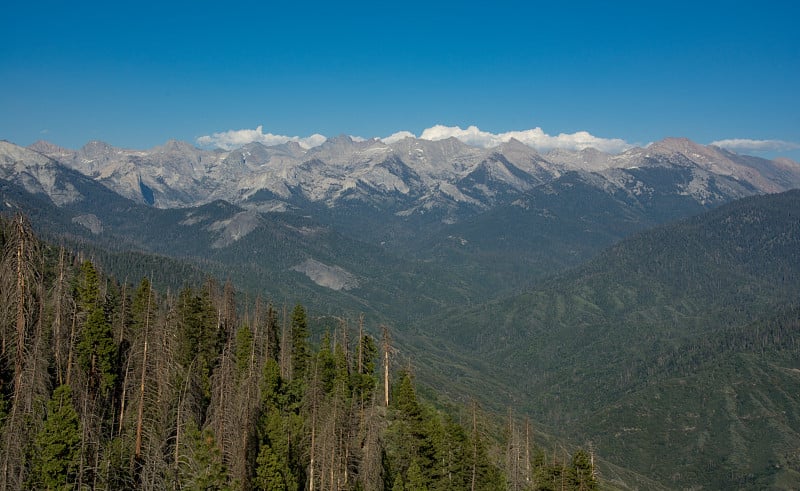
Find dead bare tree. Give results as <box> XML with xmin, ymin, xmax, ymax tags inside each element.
<box><xmin>0</xmin><ymin>214</ymin><xmax>43</xmax><ymax>489</ymax></box>
<box><xmin>382</xmin><ymin>325</ymin><xmax>391</xmax><ymax>407</ymax></box>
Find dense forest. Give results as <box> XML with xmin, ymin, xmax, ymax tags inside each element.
<box><xmin>0</xmin><ymin>214</ymin><xmax>598</xmax><ymax>490</ymax></box>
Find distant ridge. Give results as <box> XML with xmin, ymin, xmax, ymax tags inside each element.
<box><xmin>6</xmin><ymin>136</ymin><xmax>797</xmax><ymax>213</ymax></box>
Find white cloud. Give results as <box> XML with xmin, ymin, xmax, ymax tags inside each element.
<box><xmin>302</xmin><ymin>134</ymin><xmax>327</xmax><ymax>148</ymax></box>
<box><xmin>198</xmin><ymin>124</ymin><xmax>634</xmax><ymax>154</ymax></box>
<box><xmin>196</xmin><ymin>125</ymin><xmax>326</xmax><ymax>150</ymax></box>
<box><xmin>380</xmin><ymin>130</ymin><xmax>416</xmax><ymax>144</ymax></box>
<box><xmin>384</xmin><ymin>125</ymin><xmax>632</xmax><ymax>153</ymax></box>
<box><xmin>710</xmin><ymin>138</ymin><xmax>800</xmax><ymax>153</ymax></box>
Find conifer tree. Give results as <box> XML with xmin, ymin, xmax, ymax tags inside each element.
<box><xmin>234</xmin><ymin>323</ymin><xmax>253</xmax><ymax>381</ymax></box>
<box><xmin>254</xmin><ymin>444</ymin><xmax>296</xmax><ymax>490</ymax></box>
<box><xmin>290</xmin><ymin>304</ymin><xmax>310</xmax><ymax>381</ymax></box>
<box><xmin>177</xmin><ymin>421</ymin><xmax>231</xmax><ymax>490</ymax></box>
<box><xmin>28</xmin><ymin>384</ymin><xmax>82</xmax><ymax>490</ymax></box>
<box><xmin>265</xmin><ymin>303</ymin><xmax>280</xmax><ymax>364</ymax></box>
<box><xmin>75</xmin><ymin>261</ymin><xmax>117</xmax><ymax>396</ymax></box>
<box><xmin>571</xmin><ymin>449</ymin><xmax>598</xmax><ymax>490</ymax></box>
<box><xmin>176</xmin><ymin>285</ymin><xmax>220</xmax><ymax>415</ymax></box>
<box><xmin>406</xmin><ymin>459</ymin><xmax>429</xmax><ymax>491</ymax></box>
<box><xmin>353</xmin><ymin>333</ymin><xmax>378</xmax><ymax>400</ymax></box>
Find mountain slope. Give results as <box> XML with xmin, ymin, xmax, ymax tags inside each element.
<box><xmin>21</xmin><ymin>136</ymin><xmax>800</xmax><ymax>215</ymax></box>
<box><xmin>425</xmin><ymin>190</ymin><xmax>800</xmax><ymax>488</ymax></box>
<box><xmin>4</xmin><ymin>136</ymin><xmax>800</xmax><ymax>487</ymax></box>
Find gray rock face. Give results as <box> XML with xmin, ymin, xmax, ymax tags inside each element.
<box><xmin>291</xmin><ymin>258</ymin><xmax>359</xmax><ymax>291</ymax></box>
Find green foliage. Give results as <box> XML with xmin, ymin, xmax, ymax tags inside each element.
<box><xmin>0</xmin><ymin>214</ymin><xmax>611</xmax><ymax>490</ymax></box>
<box><xmin>426</xmin><ymin>190</ymin><xmax>800</xmax><ymax>489</ymax></box>
<box><xmin>392</xmin><ymin>474</ymin><xmax>406</xmax><ymax>491</ymax></box>
<box><xmin>386</xmin><ymin>371</ymin><xmax>507</xmax><ymax>491</ymax></box>
<box><xmin>177</xmin><ymin>285</ymin><xmax>222</xmax><ymax>408</ymax></box>
<box><xmin>234</xmin><ymin>323</ymin><xmax>253</xmax><ymax>379</ymax></box>
<box><xmin>76</xmin><ymin>261</ymin><xmax>117</xmax><ymax>395</ymax></box>
<box><xmin>77</xmin><ymin>260</ymin><xmax>101</xmax><ymax>310</ymax></box>
<box><xmin>264</xmin><ymin>303</ymin><xmax>280</xmax><ymax>363</ymax></box>
<box><xmin>352</xmin><ymin>333</ymin><xmax>378</xmax><ymax>400</ymax></box>
<box><xmin>405</xmin><ymin>459</ymin><xmax>429</xmax><ymax>491</ymax></box>
<box><xmin>28</xmin><ymin>384</ymin><xmax>82</xmax><ymax>490</ymax></box>
<box><xmin>257</xmin><ymin>357</ymin><xmax>304</xmax><ymax>490</ymax></box>
<box><xmin>260</xmin><ymin>358</ymin><xmax>283</xmax><ymax>409</ymax></box>
<box><xmin>359</xmin><ymin>333</ymin><xmax>378</xmax><ymax>375</ymax></box>
<box><xmin>570</xmin><ymin>449</ymin><xmax>597</xmax><ymax>490</ymax></box>
<box><xmin>393</xmin><ymin>370</ymin><xmax>422</xmax><ymax>422</ymax></box>
<box><xmin>178</xmin><ymin>421</ymin><xmax>231</xmax><ymax>490</ymax></box>
<box><xmin>254</xmin><ymin>444</ymin><xmax>297</xmax><ymax>491</ymax></box>
<box><xmin>130</xmin><ymin>277</ymin><xmax>155</xmax><ymax>336</ymax></box>
<box><xmin>290</xmin><ymin>304</ymin><xmax>310</xmax><ymax>380</ymax></box>
<box><xmin>316</xmin><ymin>331</ymin><xmax>337</xmax><ymax>393</ymax></box>
<box><xmin>102</xmin><ymin>437</ymin><xmax>135</xmax><ymax>490</ymax></box>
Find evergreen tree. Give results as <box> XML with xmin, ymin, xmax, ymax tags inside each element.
<box><xmin>352</xmin><ymin>333</ymin><xmax>378</xmax><ymax>402</ymax></box>
<box><xmin>290</xmin><ymin>304</ymin><xmax>310</xmax><ymax>381</ymax></box>
<box><xmin>77</xmin><ymin>260</ymin><xmax>100</xmax><ymax>312</ymax></box>
<box><xmin>234</xmin><ymin>323</ymin><xmax>254</xmax><ymax>380</ymax></box>
<box><xmin>178</xmin><ymin>421</ymin><xmax>231</xmax><ymax>490</ymax></box>
<box><xmin>177</xmin><ymin>285</ymin><xmax>221</xmax><ymax>412</ymax></box>
<box><xmin>316</xmin><ymin>331</ymin><xmax>337</xmax><ymax>393</ymax></box>
<box><xmin>254</xmin><ymin>444</ymin><xmax>297</xmax><ymax>491</ymax></box>
<box><xmin>260</xmin><ymin>358</ymin><xmax>283</xmax><ymax>410</ymax></box>
<box><xmin>387</xmin><ymin>370</ymin><xmax>433</xmax><ymax>487</ymax></box>
<box><xmin>406</xmin><ymin>459</ymin><xmax>430</xmax><ymax>491</ymax></box>
<box><xmin>28</xmin><ymin>384</ymin><xmax>82</xmax><ymax>490</ymax></box>
<box><xmin>265</xmin><ymin>303</ymin><xmax>280</xmax><ymax>363</ymax></box>
<box><xmin>130</xmin><ymin>277</ymin><xmax>155</xmax><ymax>338</ymax></box>
<box><xmin>571</xmin><ymin>449</ymin><xmax>598</xmax><ymax>490</ymax></box>
<box><xmin>76</xmin><ymin>261</ymin><xmax>117</xmax><ymax>395</ymax></box>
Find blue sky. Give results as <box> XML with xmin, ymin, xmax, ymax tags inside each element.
<box><xmin>2</xmin><ymin>1</ymin><xmax>799</xmax><ymax>159</ymax></box>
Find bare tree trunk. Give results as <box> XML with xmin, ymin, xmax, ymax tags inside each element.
<box><xmin>66</xmin><ymin>312</ymin><xmax>77</xmax><ymax>386</ymax></box>
<box><xmin>174</xmin><ymin>357</ymin><xmax>195</xmax><ymax>489</ymax></box>
<box><xmin>78</xmin><ymin>394</ymin><xmax>89</xmax><ymax>490</ymax></box>
<box><xmin>280</xmin><ymin>304</ymin><xmax>290</xmax><ymax>379</ymax></box>
<box><xmin>12</xmin><ymin>216</ymin><xmax>27</xmax><ymax>402</ymax></box>
<box><xmin>507</xmin><ymin>409</ymin><xmax>517</xmax><ymax>491</ymax></box>
<box><xmin>118</xmin><ymin>280</ymin><xmax>127</xmax><ymax>344</ymax></box>
<box><xmin>1</xmin><ymin>214</ymin><xmax>42</xmax><ymax>489</ymax></box>
<box><xmin>525</xmin><ymin>417</ymin><xmax>532</xmax><ymax>487</ymax></box>
<box><xmin>134</xmin><ymin>279</ymin><xmax>153</xmax><ymax>461</ymax></box>
<box><xmin>309</xmin><ymin>365</ymin><xmax>318</xmax><ymax>491</ymax></box>
<box><xmin>357</xmin><ymin>314</ymin><xmax>364</xmax><ymax>375</ymax></box>
<box><xmin>472</xmin><ymin>400</ymin><xmax>478</xmax><ymax>491</ymax></box>
<box><xmin>382</xmin><ymin>326</ymin><xmax>390</xmax><ymax>407</ymax></box>
<box><xmin>53</xmin><ymin>247</ymin><xmax>66</xmax><ymax>385</ymax></box>
<box><xmin>134</xmin><ymin>333</ymin><xmax>148</xmax><ymax>461</ymax></box>
<box><xmin>118</xmin><ymin>352</ymin><xmax>132</xmax><ymax>436</ymax></box>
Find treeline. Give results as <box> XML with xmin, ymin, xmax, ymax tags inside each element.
<box><xmin>0</xmin><ymin>214</ymin><xmax>597</xmax><ymax>490</ymax></box>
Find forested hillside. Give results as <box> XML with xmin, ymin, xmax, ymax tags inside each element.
<box><xmin>425</xmin><ymin>190</ymin><xmax>800</xmax><ymax>489</ymax></box>
<box><xmin>0</xmin><ymin>214</ymin><xmax>597</xmax><ymax>490</ymax></box>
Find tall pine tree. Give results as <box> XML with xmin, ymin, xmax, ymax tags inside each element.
<box><xmin>28</xmin><ymin>384</ymin><xmax>82</xmax><ymax>490</ymax></box>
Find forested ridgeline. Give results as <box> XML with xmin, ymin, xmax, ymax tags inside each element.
<box><xmin>0</xmin><ymin>214</ymin><xmax>597</xmax><ymax>491</ymax></box>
